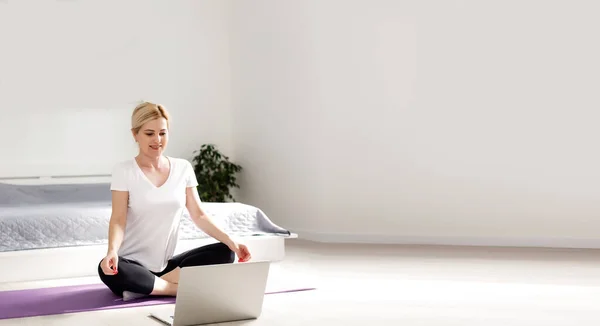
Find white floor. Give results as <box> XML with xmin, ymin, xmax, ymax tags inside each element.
<box><xmin>2</xmin><ymin>239</ymin><xmax>600</xmax><ymax>325</ymax></box>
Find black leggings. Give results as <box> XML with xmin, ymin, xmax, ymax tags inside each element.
<box><xmin>97</xmin><ymin>242</ymin><xmax>235</xmax><ymax>296</ymax></box>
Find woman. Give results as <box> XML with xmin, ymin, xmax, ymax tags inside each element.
<box><xmin>98</xmin><ymin>102</ymin><xmax>251</xmax><ymax>301</ymax></box>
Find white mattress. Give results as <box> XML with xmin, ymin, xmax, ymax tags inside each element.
<box><xmin>0</xmin><ymin>182</ymin><xmax>290</xmax><ymax>252</ymax></box>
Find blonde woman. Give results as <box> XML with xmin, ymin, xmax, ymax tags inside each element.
<box><xmin>98</xmin><ymin>102</ymin><xmax>251</xmax><ymax>301</ymax></box>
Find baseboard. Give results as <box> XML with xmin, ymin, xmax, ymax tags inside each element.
<box><xmin>291</xmin><ymin>229</ymin><xmax>600</xmax><ymax>249</ymax></box>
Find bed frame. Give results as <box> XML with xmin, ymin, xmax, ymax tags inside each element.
<box><xmin>0</xmin><ymin>175</ymin><xmax>298</xmax><ymax>284</ymax></box>
<box><xmin>0</xmin><ymin>234</ymin><xmax>297</xmax><ymax>284</ymax></box>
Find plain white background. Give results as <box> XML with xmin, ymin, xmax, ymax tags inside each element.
<box><xmin>2</xmin><ymin>0</ymin><xmax>600</xmax><ymax>246</ymax></box>
<box><xmin>229</xmin><ymin>0</ymin><xmax>600</xmax><ymax>245</ymax></box>
<box><xmin>0</xmin><ymin>0</ymin><xmax>233</xmax><ymax>178</ymax></box>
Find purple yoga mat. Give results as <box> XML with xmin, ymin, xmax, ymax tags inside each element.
<box><xmin>0</xmin><ymin>283</ymin><xmax>316</xmax><ymax>320</ymax></box>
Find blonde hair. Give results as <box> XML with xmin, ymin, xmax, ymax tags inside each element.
<box><xmin>131</xmin><ymin>102</ymin><xmax>170</xmax><ymax>134</ymax></box>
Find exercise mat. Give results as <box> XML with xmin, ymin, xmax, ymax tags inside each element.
<box><xmin>0</xmin><ymin>283</ymin><xmax>316</xmax><ymax>320</ymax></box>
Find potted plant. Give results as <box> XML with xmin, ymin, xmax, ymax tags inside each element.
<box><xmin>191</xmin><ymin>144</ymin><xmax>243</xmax><ymax>202</ymax></box>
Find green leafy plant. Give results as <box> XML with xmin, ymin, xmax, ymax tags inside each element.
<box><xmin>191</xmin><ymin>144</ymin><xmax>243</xmax><ymax>202</ymax></box>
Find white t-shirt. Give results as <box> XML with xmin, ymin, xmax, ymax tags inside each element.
<box><xmin>110</xmin><ymin>156</ymin><xmax>199</xmax><ymax>272</ymax></box>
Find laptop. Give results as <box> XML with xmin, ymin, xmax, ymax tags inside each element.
<box><xmin>150</xmin><ymin>261</ymin><xmax>271</xmax><ymax>326</ymax></box>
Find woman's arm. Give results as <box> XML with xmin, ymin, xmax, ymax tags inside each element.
<box><xmin>185</xmin><ymin>186</ymin><xmax>251</xmax><ymax>261</ymax></box>
<box><xmin>100</xmin><ymin>190</ymin><xmax>129</xmax><ymax>275</ymax></box>
<box><xmin>107</xmin><ymin>190</ymin><xmax>129</xmax><ymax>254</ymax></box>
<box><xmin>185</xmin><ymin>187</ymin><xmax>234</xmax><ymax>246</ymax></box>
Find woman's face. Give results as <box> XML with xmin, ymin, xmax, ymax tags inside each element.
<box><xmin>134</xmin><ymin>118</ymin><xmax>169</xmax><ymax>158</ymax></box>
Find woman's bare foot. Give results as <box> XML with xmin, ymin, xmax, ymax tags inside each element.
<box><xmin>160</xmin><ymin>267</ymin><xmax>181</xmax><ymax>284</ymax></box>
<box><xmin>151</xmin><ymin>276</ymin><xmax>178</xmax><ymax>296</ymax></box>
<box><xmin>122</xmin><ymin>291</ymin><xmax>148</xmax><ymax>301</ymax></box>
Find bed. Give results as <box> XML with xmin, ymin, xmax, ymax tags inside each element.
<box><xmin>0</xmin><ymin>180</ymin><xmax>296</xmax><ymax>283</ymax></box>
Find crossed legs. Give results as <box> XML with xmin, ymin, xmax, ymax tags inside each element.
<box><xmin>98</xmin><ymin>242</ymin><xmax>235</xmax><ymax>299</ymax></box>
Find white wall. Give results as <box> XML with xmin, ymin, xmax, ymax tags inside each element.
<box><xmin>230</xmin><ymin>0</ymin><xmax>600</xmax><ymax>246</ymax></box>
<box><xmin>0</xmin><ymin>0</ymin><xmax>233</xmax><ymax>179</ymax></box>
<box><xmin>229</xmin><ymin>1</ymin><xmax>325</xmax><ymax>233</ymax></box>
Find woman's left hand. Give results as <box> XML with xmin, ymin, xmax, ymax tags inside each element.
<box><xmin>230</xmin><ymin>242</ymin><xmax>252</xmax><ymax>262</ymax></box>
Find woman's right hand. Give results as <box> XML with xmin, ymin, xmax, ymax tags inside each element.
<box><xmin>101</xmin><ymin>251</ymin><xmax>119</xmax><ymax>275</ymax></box>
